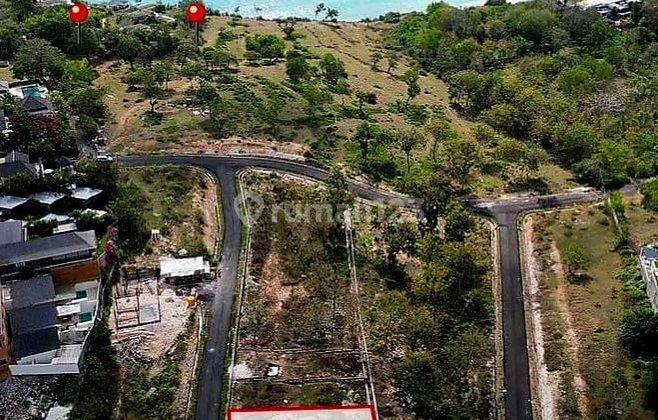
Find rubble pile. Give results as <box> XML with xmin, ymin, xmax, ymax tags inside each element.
<box><xmin>0</xmin><ymin>376</ymin><xmax>58</xmax><ymax>419</ymax></box>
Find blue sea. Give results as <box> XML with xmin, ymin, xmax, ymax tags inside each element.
<box><xmin>107</xmin><ymin>0</ymin><xmax>484</xmax><ymax>21</ymax></box>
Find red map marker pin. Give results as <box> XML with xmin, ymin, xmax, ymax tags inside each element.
<box><xmin>69</xmin><ymin>2</ymin><xmax>89</xmax><ymax>45</ymax></box>
<box><xmin>186</xmin><ymin>2</ymin><xmax>206</xmax><ymax>45</ymax></box>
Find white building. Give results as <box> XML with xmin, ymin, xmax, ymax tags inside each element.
<box><xmin>639</xmin><ymin>246</ymin><xmax>658</xmax><ymax>313</ymax></box>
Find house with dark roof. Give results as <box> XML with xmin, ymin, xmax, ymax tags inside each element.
<box><xmin>0</xmin><ymin>196</ymin><xmax>30</xmax><ymax>220</ymax></box>
<box><xmin>0</xmin><ymin>230</ymin><xmax>97</xmax><ymax>277</ymax></box>
<box><xmin>20</xmin><ymin>96</ymin><xmax>53</xmax><ymax>117</ymax></box>
<box><xmin>0</xmin><ymin>220</ymin><xmax>26</xmax><ymax>246</ymax></box>
<box><xmin>0</xmin><ymin>151</ymin><xmax>37</xmax><ymax>179</ymax></box>
<box><xmin>0</xmin><ymin>272</ymin><xmax>100</xmax><ymax>375</ymax></box>
<box><xmin>69</xmin><ymin>186</ymin><xmax>104</xmax><ymax>207</ymax></box>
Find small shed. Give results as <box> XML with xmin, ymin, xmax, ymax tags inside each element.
<box><xmin>159</xmin><ymin>257</ymin><xmax>211</xmax><ymax>284</ymax></box>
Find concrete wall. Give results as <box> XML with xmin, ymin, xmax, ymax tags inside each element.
<box><xmin>9</xmin><ymin>362</ymin><xmax>80</xmax><ymax>375</ymax></box>
<box><xmin>0</xmin><ymin>290</ymin><xmax>10</xmax><ymax>378</ymax></box>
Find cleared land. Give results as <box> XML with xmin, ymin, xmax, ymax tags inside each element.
<box><xmin>109</xmin><ymin>166</ymin><xmax>218</xmax><ymax>418</ymax></box>
<box><xmin>120</xmin><ymin>165</ymin><xmax>219</xmax><ymax>266</ymax></box>
<box><xmin>523</xmin><ymin>200</ymin><xmax>655</xmax><ymax>418</ymax></box>
<box><xmin>230</xmin><ymin>172</ymin><xmax>367</xmax><ymax>408</ymax></box>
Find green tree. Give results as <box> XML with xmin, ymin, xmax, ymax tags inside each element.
<box><xmin>175</xmin><ymin>38</ymin><xmax>199</xmax><ymax>69</ymax></box>
<box><xmin>63</xmin><ymin>59</ymin><xmax>98</xmax><ymax>86</ymax></box>
<box><xmin>443</xmin><ymin>200</ymin><xmax>475</xmax><ymax>242</ymax></box>
<box><xmin>117</xmin><ymin>35</ymin><xmax>143</xmax><ymax>70</ymax></box>
<box><xmin>326</xmin><ymin>8</ymin><xmax>339</xmax><ymax>21</ymax></box>
<box><xmin>619</xmin><ymin>307</ymin><xmax>658</xmax><ymax>358</ymax></box>
<box><xmin>299</xmin><ymin>83</ymin><xmax>330</xmax><ymax>122</ymax></box>
<box><xmin>562</xmin><ymin>243</ymin><xmax>589</xmax><ymax>276</ymax></box>
<box><xmin>12</xmin><ymin>39</ymin><xmax>66</xmax><ymax>84</ymax></box>
<box><xmin>424</xmin><ymin>118</ymin><xmax>454</xmax><ymax>160</ymax></box>
<box><xmin>181</xmin><ymin>60</ymin><xmax>206</xmax><ymax>88</ymax></box>
<box><xmin>355</xmin><ymin>90</ymin><xmax>371</xmax><ymax>118</ymax></box>
<box><xmin>315</xmin><ymin>3</ymin><xmax>326</xmax><ymax>18</ymax></box>
<box><xmin>285</xmin><ymin>50</ymin><xmax>311</xmax><ymax>84</ymax></box>
<box><xmin>642</xmin><ymin>179</ymin><xmax>658</xmax><ymax>212</ymax></box>
<box><xmin>245</xmin><ymin>34</ymin><xmax>286</xmax><ymax>60</ymax></box>
<box><xmin>642</xmin><ymin>0</ymin><xmax>658</xmax><ymax>33</ymax></box>
<box><xmin>195</xmin><ymin>82</ymin><xmax>219</xmax><ymax>118</ymax></box>
<box><xmin>395</xmin><ymin>126</ymin><xmax>421</xmax><ymax>174</ymax></box>
<box><xmin>69</xmin><ymin>87</ymin><xmax>108</xmax><ymax>122</ymax></box>
<box><xmin>0</xmin><ymin>23</ymin><xmax>23</xmax><ymax>60</ymax></box>
<box><xmin>153</xmin><ymin>60</ymin><xmax>174</xmax><ymax>90</ymax></box>
<box><xmin>108</xmin><ymin>181</ymin><xmax>149</xmax><ymax>253</ymax></box>
<box><xmin>386</xmin><ymin>50</ymin><xmax>400</xmax><ymax>74</ymax></box>
<box><xmin>278</xmin><ymin>18</ymin><xmax>297</xmax><ymax>40</ymax></box>
<box><xmin>440</xmin><ymin>137</ymin><xmax>478</xmax><ymax>191</ymax></box>
<box><xmin>10</xmin><ymin>0</ymin><xmax>36</xmax><ymax>20</ymax></box>
<box><xmin>141</xmin><ymin>71</ymin><xmax>162</xmax><ymax>114</ymax></box>
<box><xmin>403</xmin><ymin>68</ymin><xmax>421</xmax><ymax>104</ymax></box>
<box><xmin>319</xmin><ymin>53</ymin><xmax>347</xmax><ymax>84</ymax></box>
<box><xmin>370</xmin><ymin>51</ymin><xmax>383</xmax><ymax>70</ymax></box>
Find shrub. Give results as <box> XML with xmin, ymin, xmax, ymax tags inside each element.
<box><xmin>619</xmin><ymin>306</ymin><xmax>658</xmax><ymax>358</ymax></box>
<box><xmin>642</xmin><ymin>179</ymin><xmax>658</xmax><ymax>212</ymax></box>
<box><xmin>245</xmin><ymin>34</ymin><xmax>286</xmax><ymax>60</ymax></box>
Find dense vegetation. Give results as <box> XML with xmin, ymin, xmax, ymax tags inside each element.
<box><xmin>393</xmin><ymin>0</ymin><xmax>658</xmax><ymax>189</ymax></box>
<box><xmin>607</xmin><ymin>197</ymin><xmax>658</xmax><ymax>414</ymax></box>
<box><xmin>360</xmin><ymin>201</ymin><xmax>493</xmax><ymax>417</ymax></box>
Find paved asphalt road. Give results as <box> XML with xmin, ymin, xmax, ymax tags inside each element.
<box><xmin>119</xmin><ymin>155</ymin><xmax>414</xmax><ymax>420</ymax></box>
<box><xmin>469</xmin><ymin>191</ymin><xmax>604</xmax><ymax>419</ymax></box>
<box><xmin>120</xmin><ymin>155</ymin><xmax>603</xmax><ymax>420</ymax></box>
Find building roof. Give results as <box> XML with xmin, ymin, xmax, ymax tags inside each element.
<box><xmin>11</xmin><ymin>326</ymin><xmax>60</xmax><ymax>360</ymax></box>
<box><xmin>6</xmin><ymin>275</ymin><xmax>56</xmax><ymax>309</ymax></box>
<box><xmin>0</xmin><ymin>80</ymin><xmax>8</xmax><ymax>91</ymax></box>
<box><xmin>0</xmin><ymin>220</ymin><xmax>24</xmax><ymax>245</ymax></box>
<box><xmin>4</xmin><ymin>151</ymin><xmax>29</xmax><ymax>163</ymax></box>
<box><xmin>53</xmin><ymin>222</ymin><xmax>77</xmax><ymax>235</ymax></box>
<box><xmin>0</xmin><ymin>161</ymin><xmax>36</xmax><ymax>178</ymax></box>
<box><xmin>70</xmin><ymin>186</ymin><xmax>103</xmax><ymax>201</ymax></box>
<box><xmin>0</xmin><ymin>151</ymin><xmax>35</xmax><ymax>178</ymax></box>
<box><xmin>642</xmin><ymin>246</ymin><xmax>658</xmax><ymax>261</ymax></box>
<box><xmin>29</xmin><ymin>192</ymin><xmax>66</xmax><ymax>205</ymax></box>
<box><xmin>0</xmin><ymin>196</ymin><xmax>28</xmax><ymax>210</ymax></box>
<box><xmin>40</xmin><ymin>213</ymin><xmax>73</xmax><ymax>224</ymax></box>
<box><xmin>20</xmin><ymin>96</ymin><xmax>52</xmax><ymax>115</ymax></box>
<box><xmin>0</xmin><ymin>230</ymin><xmax>97</xmax><ymax>267</ymax></box>
<box><xmin>55</xmin><ymin>156</ymin><xmax>74</xmax><ymax>168</ymax></box>
<box><xmin>8</xmin><ymin>302</ymin><xmax>57</xmax><ymax>334</ymax></box>
<box><xmin>160</xmin><ymin>257</ymin><xmax>210</xmax><ymax>278</ymax></box>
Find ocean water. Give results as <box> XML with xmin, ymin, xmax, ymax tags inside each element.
<box><xmin>108</xmin><ymin>0</ymin><xmax>484</xmax><ymax>21</ymax></box>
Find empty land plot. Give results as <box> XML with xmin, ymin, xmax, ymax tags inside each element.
<box><xmin>351</xmin><ymin>203</ymin><xmax>495</xmax><ymax>417</ymax></box>
<box><xmin>121</xmin><ymin>165</ymin><xmax>218</xmax><ymax>266</ymax></box>
<box><xmin>525</xmin><ymin>205</ymin><xmax>653</xmax><ymax>418</ymax></box>
<box><xmin>231</xmin><ymin>172</ymin><xmax>367</xmax><ymax>408</ymax></box>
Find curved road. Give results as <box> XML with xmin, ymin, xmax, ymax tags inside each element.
<box><xmin>119</xmin><ymin>155</ymin><xmax>603</xmax><ymax>420</ymax></box>
<box><xmin>119</xmin><ymin>155</ymin><xmax>416</xmax><ymax>420</ymax></box>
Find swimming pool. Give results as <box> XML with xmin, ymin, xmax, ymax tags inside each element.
<box><xmin>21</xmin><ymin>86</ymin><xmax>43</xmax><ymax>99</ymax></box>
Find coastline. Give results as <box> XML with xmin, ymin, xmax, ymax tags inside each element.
<box><xmin>91</xmin><ymin>0</ymin><xmax>496</xmax><ymax>22</ymax></box>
